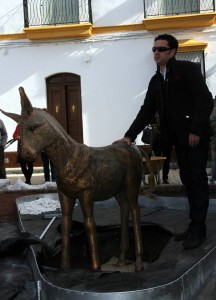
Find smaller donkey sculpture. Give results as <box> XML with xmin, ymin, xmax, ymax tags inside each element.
<box><xmin>1</xmin><ymin>87</ymin><xmax>144</xmax><ymax>272</ymax></box>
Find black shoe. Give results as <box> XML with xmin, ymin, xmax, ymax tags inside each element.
<box><xmin>174</xmin><ymin>228</ymin><xmax>190</xmax><ymax>241</ymax></box>
<box><xmin>25</xmin><ymin>180</ymin><xmax>31</xmax><ymax>185</ymax></box>
<box><xmin>163</xmin><ymin>179</ymin><xmax>169</xmax><ymax>184</ymax></box>
<box><xmin>182</xmin><ymin>233</ymin><xmax>205</xmax><ymax>250</ymax></box>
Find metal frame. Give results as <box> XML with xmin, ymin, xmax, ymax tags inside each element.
<box><xmin>144</xmin><ymin>0</ymin><xmax>215</xmax><ymax>18</ymax></box>
<box><xmin>23</xmin><ymin>0</ymin><xmax>92</xmax><ymax>27</ymax></box>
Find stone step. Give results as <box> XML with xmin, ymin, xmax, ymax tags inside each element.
<box><xmin>6</xmin><ymin>167</ymin><xmax>43</xmax><ymax>175</ymax></box>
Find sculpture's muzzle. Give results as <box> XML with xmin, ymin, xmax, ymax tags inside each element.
<box><xmin>21</xmin><ymin>147</ymin><xmax>36</xmax><ymax>162</ymax></box>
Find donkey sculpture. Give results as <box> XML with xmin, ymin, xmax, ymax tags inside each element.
<box><xmin>1</xmin><ymin>87</ymin><xmax>144</xmax><ymax>272</ymax></box>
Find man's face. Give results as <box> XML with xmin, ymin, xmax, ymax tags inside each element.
<box><xmin>153</xmin><ymin>39</ymin><xmax>176</xmax><ymax>68</ymax></box>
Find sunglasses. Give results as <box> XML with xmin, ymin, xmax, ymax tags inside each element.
<box><xmin>152</xmin><ymin>47</ymin><xmax>171</xmax><ymax>53</ymax></box>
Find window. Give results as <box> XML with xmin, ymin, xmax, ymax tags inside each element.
<box><xmin>24</xmin><ymin>0</ymin><xmax>92</xmax><ymax>27</ymax></box>
<box><xmin>40</xmin><ymin>0</ymin><xmax>79</xmax><ymax>25</ymax></box>
<box><xmin>176</xmin><ymin>51</ymin><xmax>205</xmax><ymax>78</ymax></box>
<box><xmin>144</xmin><ymin>0</ymin><xmax>214</xmax><ymax>18</ymax></box>
<box><xmin>159</xmin><ymin>0</ymin><xmax>200</xmax><ymax>16</ymax></box>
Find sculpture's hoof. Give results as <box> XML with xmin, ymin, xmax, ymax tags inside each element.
<box><xmin>135</xmin><ymin>258</ymin><xmax>144</xmax><ymax>272</ymax></box>
<box><xmin>91</xmin><ymin>264</ymin><xmax>101</xmax><ymax>272</ymax></box>
<box><xmin>117</xmin><ymin>259</ymin><xmax>126</xmax><ymax>268</ymax></box>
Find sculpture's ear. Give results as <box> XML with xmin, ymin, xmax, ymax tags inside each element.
<box><xmin>0</xmin><ymin>109</ymin><xmax>21</xmax><ymax>123</ymax></box>
<box><xmin>19</xmin><ymin>86</ymin><xmax>33</xmax><ymax>117</ymax></box>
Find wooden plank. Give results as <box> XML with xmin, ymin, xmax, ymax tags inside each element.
<box><xmin>143</xmin><ymin>156</ymin><xmax>166</xmax><ymax>174</ymax></box>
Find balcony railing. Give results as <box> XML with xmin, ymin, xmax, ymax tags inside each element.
<box><xmin>23</xmin><ymin>0</ymin><xmax>92</xmax><ymax>27</ymax></box>
<box><xmin>143</xmin><ymin>0</ymin><xmax>215</xmax><ymax>18</ymax></box>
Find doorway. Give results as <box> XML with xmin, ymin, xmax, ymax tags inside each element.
<box><xmin>46</xmin><ymin>73</ymin><xmax>83</xmax><ymax>143</ymax></box>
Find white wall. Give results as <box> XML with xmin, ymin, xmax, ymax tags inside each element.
<box><xmin>204</xmin><ymin>38</ymin><xmax>216</xmax><ymax>99</ymax></box>
<box><xmin>0</xmin><ymin>33</ymin><xmax>155</xmax><ymax>150</ymax></box>
<box><xmin>92</xmin><ymin>0</ymin><xmax>144</xmax><ymax>26</ymax></box>
<box><xmin>0</xmin><ymin>0</ymin><xmax>144</xmax><ymax>34</ymax></box>
<box><xmin>2</xmin><ymin>28</ymin><xmax>216</xmax><ymax>151</ymax></box>
<box><xmin>0</xmin><ymin>1</ymin><xmax>24</xmax><ymax>34</ymax></box>
<box><xmin>1</xmin><ymin>1</ymin><xmax>216</xmax><ymax>152</ymax></box>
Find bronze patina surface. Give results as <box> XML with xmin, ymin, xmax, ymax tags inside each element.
<box><xmin>0</xmin><ymin>87</ymin><xmax>146</xmax><ymax>272</ymax></box>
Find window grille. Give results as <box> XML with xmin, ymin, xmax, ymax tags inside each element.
<box><xmin>176</xmin><ymin>51</ymin><xmax>205</xmax><ymax>78</ymax></box>
<box><xmin>23</xmin><ymin>0</ymin><xmax>92</xmax><ymax>27</ymax></box>
<box><xmin>158</xmin><ymin>0</ymin><xmax>200</xmax><ymax>16</ymax></box>
<box><xmin>144</xmin><ymin>0</ymin><xmax>214</xmax><ymax>18</ymax></box>
<box><xmin>40</xmin><ymin>0</ymin><xmax>79</xmax><ymax>25</ymax></box>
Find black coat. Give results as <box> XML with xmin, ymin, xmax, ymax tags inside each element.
<box><xmin>125</xmin><ymin>58</ymin><xmax>214</xmax><ymax>146</ymax></box>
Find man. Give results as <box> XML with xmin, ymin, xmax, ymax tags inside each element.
<box><xmin>0</xmin><ymin>118</ymin><xmax>8</xmax><ymax>179</ymax></box>
<box><xmin>41</xmin><ymin>108</ymin><xmax>56</xmax><ymax>182</ymax></box>
<box><xmin>115</xmin><ymin>34</ymin><xmax>213</xmax><ymax>250</ymax></box>
<box><xmin>13</xmin><ymin>124</ymin><xmax>33</xmax><ymax>185</ymax></box>
<box><xmin>209</xmin><ymin>104</ymin><xmax>216</xmax><ymax>183</ymax></box>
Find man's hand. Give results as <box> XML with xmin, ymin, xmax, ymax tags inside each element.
<box><xmin>189</xmin><ymin>133</ymin><xmax>200</xmax><ymax>147</ymax></box>
<box><xmin>112</xmin><ymin>137</ymin><xmax>132</xmax><ymax>145</ymax></box>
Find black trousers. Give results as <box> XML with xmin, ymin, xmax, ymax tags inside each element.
<box><xmin>162</xmin><ymin>145</ymin><xmax>173</xmax><ymax>180</ymax></box>
<box><xmin>41</xmin><ymin>152</ymin><xmax>56</xmax><ymax>182</ymax></box>
<box><xmin>0</xmin><ymin>146</ymin><xmax>6</xmax><ymax>179</ymax></box>
<box><xmin>20</xmin><ymin>161</ymin><xmax>33</xmax><ymax>182</ymax></box>
<box><xmin>175</xmin><ymin>138</ymin><xmax>209</xmax><ymax>230</ymax></box>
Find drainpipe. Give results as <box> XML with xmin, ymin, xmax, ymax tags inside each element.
<box><xmin>23</xmin><ymin>0</ymin><xmax>29</xmax><ymax>27</ymax></box>
<box><xmin>88</xmin><ymin>0</ymin><xmax>93</xmax><ymax>24</ymax></box>
<box><xmin>143</xmin><ymin>0</ymin><xmax>146</xmax><ymax>18</ymax></box>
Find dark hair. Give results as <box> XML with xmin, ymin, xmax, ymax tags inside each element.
<box><xmin>154</xmin><ymin>34</ymin><xmax>179</xmax><ymax>50</ymax></box>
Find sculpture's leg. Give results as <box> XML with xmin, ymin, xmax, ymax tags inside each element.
<box><xmin>59</xmin><ymin>191</ymin><xmax>76</xmax><ymax>269</ymax></box>
<box><xmin>79</xmin><ymin>192</ymin><xmax>100</xmax><ymax>271</ymax></box>
<box><xmin>128</xmin><ymin>188</ymin><xmax>144</xmax><ymax>272</ymax></box>
<box><xmin>116</xmin><ymin>191</ymin><xmax>130</xmax><ymax>267</ymax></box>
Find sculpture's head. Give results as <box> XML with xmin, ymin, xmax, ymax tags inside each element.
<box><xmin>0</xmin><ymin>87</ymin><xmax>57</xmax><ymax>162</ymax></box>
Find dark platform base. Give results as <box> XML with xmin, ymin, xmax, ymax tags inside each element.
<box><xmin>1</xmin><ymin>193</ymin><xmax>216</xmax><ymax>299</ymax></box>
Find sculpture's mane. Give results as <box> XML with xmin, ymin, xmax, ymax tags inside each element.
<box><xmin>32</xmin><ymin>108</ymin><xmax>76</xmax><ymax>145</ymax></box>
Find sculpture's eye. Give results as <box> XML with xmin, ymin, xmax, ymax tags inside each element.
<box><xmin>29</xmin><ymin>126</ymin><xmax>36</xmax><ymax>132</ymax></box>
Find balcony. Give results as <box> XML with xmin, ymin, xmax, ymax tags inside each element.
<box><xmin>23</xmin><ymin>0</ymin><xmax>92</xmax><ymax>27</ymax></box>
<box><xmin>23</xmin><ymin>0</ymin><xmax>92</xmax><ymax>40</ymax></box>
<box><xmin>143</xmin><ymin>0</ymin><xmax>215</xmax><ymax>18</ymax></box>
<box><xmin>143</xmin><ymin>0</ymin><xmax>216</xmax><ymax>31</ymax></box>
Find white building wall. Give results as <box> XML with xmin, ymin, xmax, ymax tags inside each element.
<box><xmin>0</xmin><ymin>32</ymin><xmax>155</xmax><ymax>150</ymax></box>
<box><xmin>0</xmin><ymin>1</ymin><xmax>24</xmax><ymax>34</ymax></box>
<box><xmin>0</xmin><ymin>1</ymin><xmax>216</xmax><ymax>152</ymax></box>
<box><xmin>92</xmin><ymin>0</ymin><xmax>144</xmax><ymax>26</ymax></box>
<box><xmin>0</xmin><ymin>0</ymin><xmax>144</xmax><ymax>33</ymax></box>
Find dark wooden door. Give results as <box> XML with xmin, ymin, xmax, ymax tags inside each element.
<box><xmin>46</xmin><ymin>73</ymin><xmax>83</xmax><ymax>143</ymax></box>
